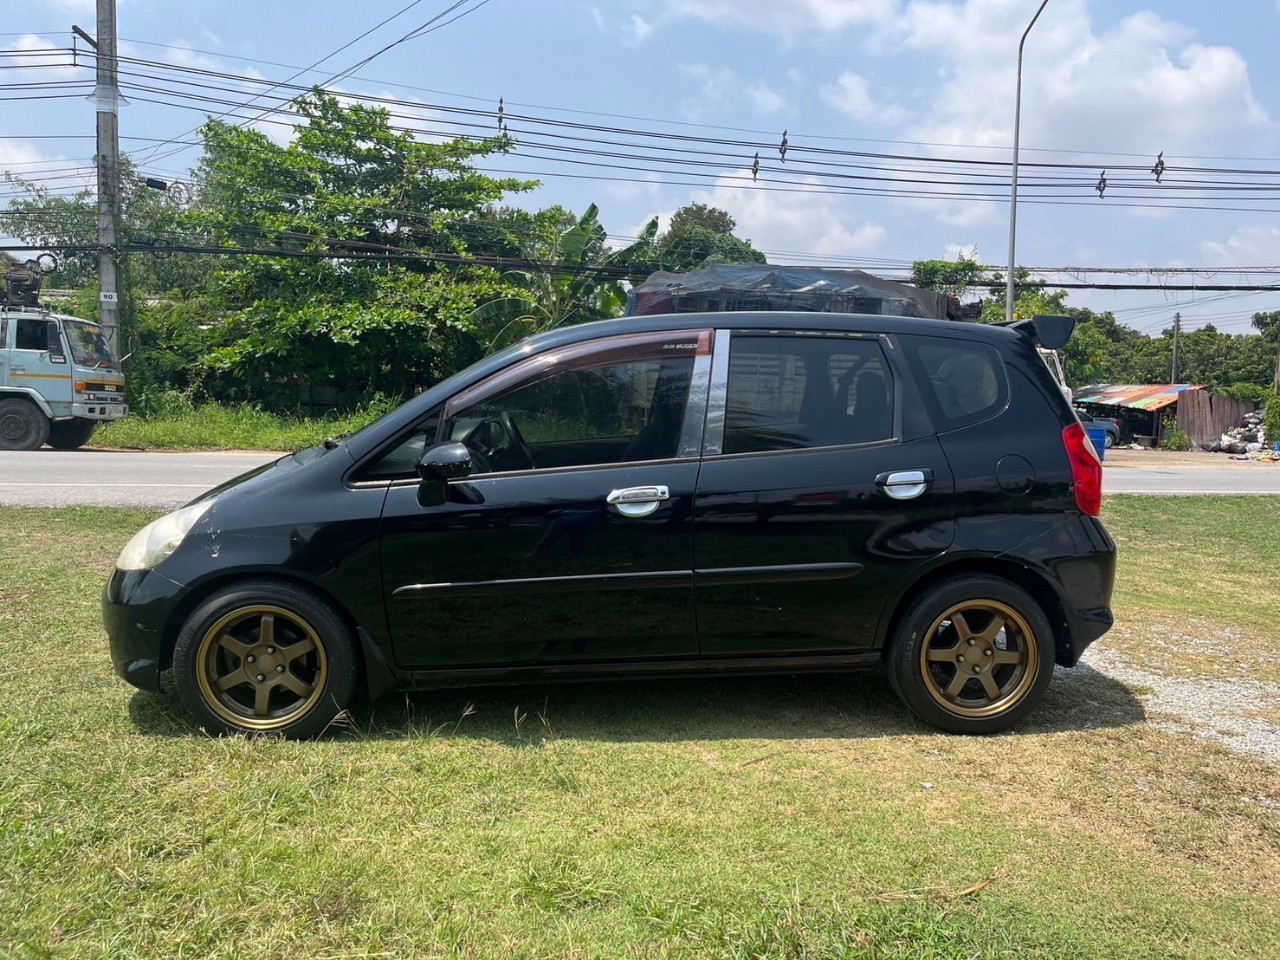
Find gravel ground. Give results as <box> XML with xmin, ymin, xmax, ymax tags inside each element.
<box><xmin>1080</xmin><ymin>645</ymin><xmax>1280</xmax><ymax>764</ymax></box>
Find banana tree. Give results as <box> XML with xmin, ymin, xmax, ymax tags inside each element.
<box><xmin>470</xmin><ymin>203</ymin><xmax>658</xmax><ymax>351</ymax></box>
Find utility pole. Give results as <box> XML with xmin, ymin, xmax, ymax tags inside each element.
<box><xmin>1170</xmin><ymin>312</ymin><xmax>1181</xmax><ymax>384</ymax></box>
<box><xmin>93</xmin><ymin>0</ymin><xmax>122</xmax><ymax>356</ymax></box>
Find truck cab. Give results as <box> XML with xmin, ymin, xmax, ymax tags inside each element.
<box><xmin>0</xmin><ymin>307</ymin><xmax>128</xmax><ymax>450</ymax></box>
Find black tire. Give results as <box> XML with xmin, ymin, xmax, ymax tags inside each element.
<box><xmin>1104</xmin><ymin>432</ymin><xmax>1115</xmax><ymax>449</ymax></box>
<box><xmin>47</xmin><ymin>418</ymin><xmax>98</xmax><ymax>450</ymax></box>
<box><xmin>172</xmin><ymin>580</ymin><xmax>359</xmax><ymax>738</ymax></box>
<box><xmin>0</xmin><ymin>398</ymin><xmax>50</xmax><ymax>451</ymax></box>
<box><xmin>886</xmin><ymin>576</ymin><xmax>1055</xmax><ymax>734</ymax></box>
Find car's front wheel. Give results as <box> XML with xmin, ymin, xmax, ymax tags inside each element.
<box><xmin>887</xmin><ymin>576</ymin><xmax>1054</xmax><ymax>734</ymax></box>
<box><xmin>1104</xmin><ymin>432</ymin><xmax>1115</xmax><ymax>449</ymax></box>
<box><xmin>173</xmin><ymin>581</ymin><xmax>358</xmax><ymax>737</ymax></box>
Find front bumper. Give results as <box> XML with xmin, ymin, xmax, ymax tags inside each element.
<box><xmin>74</xmin><ymin>401</ymin><xmax>128</xmax><ymax>421</ymax></box>
<box><xmin>103</xmin><ymin>567</ymin><xmax>190</xmax><ymax>692</ymax></box>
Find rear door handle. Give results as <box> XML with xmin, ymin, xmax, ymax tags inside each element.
<box><xmin>875</xmin><ymin>469</ymin><xmax>934</xmax><ymax>500</ymax></box>
<box><xmin>607</xmin><ymin>485</ymin><xmax>669</xmax><ymax>518</ymax></box>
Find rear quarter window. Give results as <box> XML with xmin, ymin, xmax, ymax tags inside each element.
<box><xmin>901</xmin><ymin>336</ymin><xmax>1009</xmax><ymax>430</ymax></box>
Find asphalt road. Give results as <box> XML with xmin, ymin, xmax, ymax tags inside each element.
<box><xmin>0</xmin><ymin>450</ymin><xmax>279</xmax><ymax>509</ymax></box>
<box><xmin>1</xmin><ymin>448</ymin><xmax>1278</xmax><ymax>509</ymax></box>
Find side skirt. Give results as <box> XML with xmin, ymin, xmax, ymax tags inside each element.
<box><xmin>387</xmin><ymin>652</ymin><xmax>884</xmax><ymax>694</ymax></box>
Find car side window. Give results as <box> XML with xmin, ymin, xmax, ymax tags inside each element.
<box><xmin>352</xmin><ymin>408</ymin><xmax>443</xmax><ymax>482</ymax></box>
<box><xmin>902</xmin><ymin>337</ymin><xmax>1008</xmax><ymax>429</ymax></box>
<box><xmin>721</xmin><ymin>335</ymin><xmax>894</xmax><ymax>454</ymax></box>
<box><xmin>441</xmin><ymin>331</ymin><xmax>710</xmax><ymax>475</ymax></box>
<box><xmin>14</xmin><ymin>318</ymin><xmax>49</xmax><ymax>351</ymax></box>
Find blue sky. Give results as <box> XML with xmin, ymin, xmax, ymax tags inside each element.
<box><xmin>4</xmin><ymin>0</ymin><xmax>1280</xmax><ymax>336</ymax></box>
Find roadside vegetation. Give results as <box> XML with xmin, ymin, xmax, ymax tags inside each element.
<box><xmin>94</xmin><ymin>392</ymin><xmax>397</xmax><ymax>452</ymax></box>
<box><xmin>1</xmin><ymin>497</ymin><xmax>1276</xmax><ymax>959</ymax></box>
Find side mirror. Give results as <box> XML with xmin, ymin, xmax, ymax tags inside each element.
<box><xmin>416</xmin><ymin>441</ymin><xmax>473</xmax><ymax>507</ymax></box>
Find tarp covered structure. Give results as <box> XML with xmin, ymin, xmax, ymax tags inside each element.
<box><xmin>626</xmin><ymin>265</ymin><xmax>951</xmax><ymax>320</ymax></box>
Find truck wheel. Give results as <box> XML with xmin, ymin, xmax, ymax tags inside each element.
<box><xmin>47</xmin><ymin>419</ymin><xmax>98</xmax><ymax>450</ymax></box>
<box><xmin>0</xmin><ymin>398</ymin><xmax>50</xmax><ymax>451</ymax></box>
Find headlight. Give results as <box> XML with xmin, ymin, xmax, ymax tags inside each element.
<box><xmin>116</xmin><ymin>500</ymin><xmax>214</xmax><ymax>571</ymax></box>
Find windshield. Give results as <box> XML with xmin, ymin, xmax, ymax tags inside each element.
<box><xmin>63</xmin><ymin>320</ymin><xmax>117</xmax><ymax>368</ymax></box>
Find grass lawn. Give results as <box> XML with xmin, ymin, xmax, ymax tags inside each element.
<box><xmin>0</xmin><ymin>499</ymin><xmax>1277</xmax><ymax>959</ymax></box>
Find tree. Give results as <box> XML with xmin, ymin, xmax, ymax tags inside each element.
<box><xmin>655</xmin><ymin>203</ymin><xmax>766</xmax><ymax>271</ymax></box>
<box><xmin>911</xmin><ymin>255</ymin><xmax>987</xmax><ymax>300</ymax></box>
<box><xmin>186</xmin><ymin>91</ymin><xmax>541</xmax><ymax>409</ymax></box>
<box><xmin>0</xmin><ymin>159</ymin><xmax>211</xmax><ymax>295</ymax></box>
<box><xmin>469</xmin><ymin>203</ymin><xmax>659</xmax><ymax>350</ymax></box>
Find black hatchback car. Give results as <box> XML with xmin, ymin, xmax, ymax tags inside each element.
<box><xmin>105</xmin><ymin>311</ymin><xmax>1115</xmax><ymax>737</ymax></box>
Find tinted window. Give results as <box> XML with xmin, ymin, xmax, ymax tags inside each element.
<box><xmin>722</xmin><ymin>335</ymin><xmax>894</xmax><ymax>454</ymax></box>
<box><xmin>904</xmin><ymin>337</ymin><xmax>1007</xmax><ymax>428</ymax></box>
<box><xmin>354</xmin><ymin>408</ymin><xmax>442</xmax><ymax>482</ymax></box>
<box><xmin>448</xmin><ymin>355</ymin><xmax>694</xmax><ymax>473</ymax></box>
<box><xmin>14</xmin><ymin>318</ymin><xmax>49</xmax><ymax>351</ymax></box>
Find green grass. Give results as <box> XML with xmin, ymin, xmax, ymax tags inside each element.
<box><xmin>93</xmin><ymin>395</ymin><xmax>398</xmax><ymax>452</ymax></box>
<box><xmin>0</xmin><ymin>500</ymin><xmax>1277</xmax><ymax>959</ymax></box>
<box><xmin>1105</xmin><ymin>495</ymin><xmax>1280</xmax><ymax>681</ymax></box>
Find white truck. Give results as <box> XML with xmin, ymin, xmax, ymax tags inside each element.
<box><xmin>0</xmin><ymin>306</ymin><xmax>128</xmax><ymax>450</ymax></box>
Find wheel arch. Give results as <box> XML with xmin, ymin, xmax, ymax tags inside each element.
<box><xmin>881</xmin><ymin>556</ymin><xmax>1073</xmax><ymax>666</ymax></box>
<box><xmin>158</xmin><ymin>570</ymin><xmax>392</xmax><ymax>697</ymax></box>
<box><xmin>0</xmin><ymin>388</ymin><xmax>55</xmax><ymax>418</ymax></box>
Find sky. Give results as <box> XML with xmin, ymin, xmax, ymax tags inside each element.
<box><xmin>3</xmin><ymin>0</ymin><xmax>1279</xmax><ymax>338</ymax></box>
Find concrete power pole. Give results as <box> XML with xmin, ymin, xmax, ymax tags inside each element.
<box><xmin>1170</xmin><ymin>312</ymin><xmax>1181</xmax><ymax>384</ymax></box>
<box><xmin>94</xmin><ymin>0</ymin><xmax>122</xmax><ymax>356</ymax></box>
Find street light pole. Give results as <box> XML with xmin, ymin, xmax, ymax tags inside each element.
<box><xmin>1005</xmin><ymin>0</ymin><xmax>1052</xmax><ymax>324</ymax></box>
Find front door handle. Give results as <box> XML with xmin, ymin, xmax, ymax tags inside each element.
<box><xmin>875</xmin><ymin>469</ymin><xmax>934</xmax><ymax>500</ymax></box>
<box><xmin>607</xmin><ymin>485</ymin><xmax>669</xmax><ymax>518</ymax></box>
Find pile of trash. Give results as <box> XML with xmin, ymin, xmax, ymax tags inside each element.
<box><xmin>1201</xmin><ymin>409</ymin><xmax>1268</xmax><ymax>455</ymax></box>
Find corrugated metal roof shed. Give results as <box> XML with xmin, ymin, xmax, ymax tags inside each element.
<box><xmin>1073</xmin><ymin>383</ymin><xmax>1205</xmax><ymax>411</ymax></box>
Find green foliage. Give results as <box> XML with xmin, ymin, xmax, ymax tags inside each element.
<box><xmin>911</xmin><ymin>256</ymin><xmax>985</xmax><ymax>299</ymax></box>
<box><xmin>980</xmin><ymin>269</ymin><xmax>1070</xmax><ymax>324</ymax></box>
<box><xmin>187</xmin><ymin>91</ymin><xmax>540</xmax><ymax>409</ymax></box>
<box><xmin>0</xmin><ymin>159</ymin><xmax>211</xmax><ymax>293</ymax></box>
<box><xmin>95</xmin><ymin>393</ymin><xmax>398</xmax><ymax>451</ymax></box>
<box><xmin>655</xmin><ymin>203</ymin><xmax>766</xmax><ymax>271</ymax></box>
<box><xmin>1267</xmin><ymin>391</ymin><xmax>1280</xmax><ymax>450</ymax></box>
<box><xmin>1213</xmin><ymin>382</ymin><xmax>1270</xmax><ymax>405</ymax></box>
<box><xmin>1160</xmin><ymin>418</ymin><xmax>1192</xmax><ymax>451</ymax></box>
<box><xmin>471</xmin><ymin>202</ymin><xmax>659</xmax><ymax>350</ymax></box>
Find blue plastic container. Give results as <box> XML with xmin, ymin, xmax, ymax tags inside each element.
<box><xmin>1086</xmin><ymin>427</ymin><xmax>1107</xmax><ymax>461</ymax></box>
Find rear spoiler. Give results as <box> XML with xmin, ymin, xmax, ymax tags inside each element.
<box><xmin>1004</xmin><ymin>314</ymin><xmax>1075</xmax><ymax>351</ymax></box>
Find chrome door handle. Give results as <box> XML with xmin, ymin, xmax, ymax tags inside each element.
<box><xmin>875</xmin><ymin>469</ymin><xmax>933</xmax><ymax>500</ymax></box>
<box><xmin>606</xmin><ymin>485</ymin><xmax>670</xmax><ymax>518</ymax></box>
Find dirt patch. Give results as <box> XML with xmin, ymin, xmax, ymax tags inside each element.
<box><xmin>1081</xmin><ymin>644</ymin><xmax>1280</xmax><ymax>763</ymax></box>
<box><xmin>1103</xmin><ymin>448</ymin><xmax>1276</xmax><ymax>469</ymax></box>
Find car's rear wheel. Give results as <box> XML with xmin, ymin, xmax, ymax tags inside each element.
<box><xmin>0</xmin><ymin>398</ymin><xmax>50</xmax><ymax>451</ymax></box>
<box><xmin>887</xmin><ymin>576</ymin><xmax>1054</xmax><ymax>734</ymax></box>
<box><xmin>173</xmin><ymin>581</ymin><xmax>358</xmax><ymax>738</ymax></box>
<box><xmin>1104</xmin><ymin>432</ymin><xmax>1115</xmax><ymax>449</ymax></box>
<box><xmin>47</xmin><ymin>418</ymin><xmax>98</xmax><ymax>450</ymax></box>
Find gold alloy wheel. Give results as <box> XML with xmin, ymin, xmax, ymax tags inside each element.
<box><xmin>194</xmin><ymin>605</ymin><xmax>329</xmax><ymax>732</ymax></box>
<box><xmin>918</xmin><ymin>599</ymin><xmax>1039</xmax><ymax>719</ymax></box>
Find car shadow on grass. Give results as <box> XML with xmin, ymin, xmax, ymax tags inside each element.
<box><xmin>127</xmin><ymin>661</ymin><xmax>1145</xmax><ymax>742</ymax></box>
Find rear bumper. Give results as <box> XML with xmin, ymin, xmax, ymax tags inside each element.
<box><xmin>1053</xmin><ymin>515</ymin><xmax>1117</xmax><ymax>665</ymax></box>
<box><xmin>103</xmin><ymin>567</ymin><xmax>189</xmax><ymax>692</ymax></box>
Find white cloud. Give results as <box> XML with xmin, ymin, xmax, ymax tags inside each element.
<box><xmin>627</xmin><ymin>14</ymin><xmax>655</xmax><ymax>43</ymax></box>
<box><xmin>819</xmin><ymin>72</ymin><xmax>905</xmax><ymax>125</ymax></box>
<box><xmin>2</xmin><ymin>34</ymin><xmax>82</xmax><ymax>83</ymax></box>
<box><xmin>689</xmin><ymin>168</ymin><xmax>888</xmax><ymax>259</ymax></box>
<box><xmin>1198</xmin><ymin>227</ymin><xmax>1280</xmax><ymax>266</ymax></box>
<box><xmin>944</xmin><ymin>242</ymin><xmax>980</xmax><ymax>261</ymax></box>
<box><xmin>746</xmin><ymin>80</ymin><xmax>787</xmax><ymax>115</ymax></box>
<box><xmin>680</xmin><ymin>66</ymin><xmax>790</xmax><ymax>120</ymax></box>
<box><xmin>894</xmin><ymin>4</ymin><xmax>1269</xmax><ymax>156</ymax></box>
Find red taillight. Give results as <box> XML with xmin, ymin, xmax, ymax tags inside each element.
<box><xmin>1062</xmin><ymin>422</ymin><xmax>1102</xmax><ymax>516</ymax></box>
